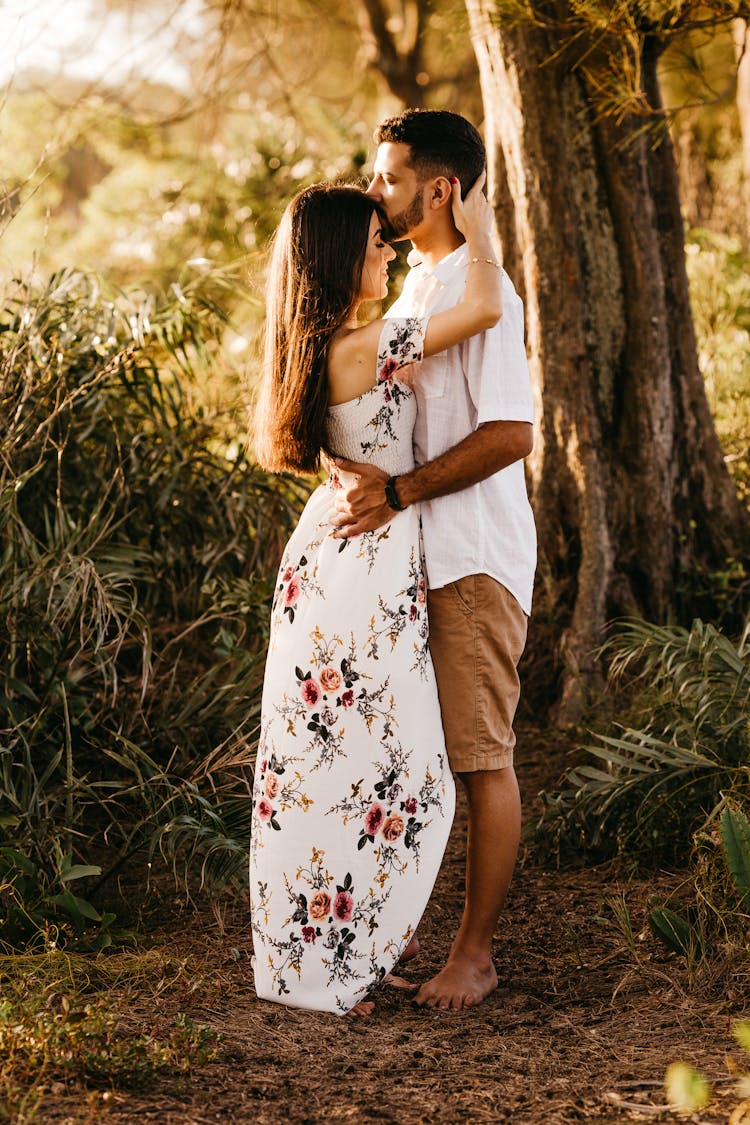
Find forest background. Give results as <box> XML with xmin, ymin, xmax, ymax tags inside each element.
<box><xmin>1</xmin><ymin>1</ymin><xmax>750</xmax><ymax>1121</ymax></box>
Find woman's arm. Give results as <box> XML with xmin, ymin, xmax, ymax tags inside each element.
<box><xmin>327</xmin><ymin>175</ymin><xmax>501</xmax><ymax>404</ymax></box>
<box><xmin>423</xmin><ymin>172</ymin><xmax>502</xmax><ymax>356</ymax></box>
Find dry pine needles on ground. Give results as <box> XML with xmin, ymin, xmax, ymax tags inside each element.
<box><xmin>6</xmin><ymin>727</ymin><xmax>746</xmax><ymax>1125</ymax></box>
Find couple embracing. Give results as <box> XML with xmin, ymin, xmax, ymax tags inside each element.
<box><xmin>250</xmin><ymin>109</ymin><xmax>536</xmax><ymax>1016</ymax></box>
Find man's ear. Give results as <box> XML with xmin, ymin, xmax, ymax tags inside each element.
<box><xmin>427</xmin><ymin>176</ymin><xmax>453</xmax><ymax>211</ymax></box>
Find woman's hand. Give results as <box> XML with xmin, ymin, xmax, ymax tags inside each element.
<box><xmin>450</xmin><ymin>170</ymin><xmax>494</xmax><ymax>246</ymax></box>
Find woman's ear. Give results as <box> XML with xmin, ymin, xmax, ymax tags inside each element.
<box><xmin>428</xmin><ymin>176</ymin><xmax>453</xmax><ymax>211</ymax></box>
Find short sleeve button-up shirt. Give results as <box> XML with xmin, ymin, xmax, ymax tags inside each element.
<box><xmin>388</xmin><ymin>243</ymin><xmax>537</xmax><ymax>615</ymax></box>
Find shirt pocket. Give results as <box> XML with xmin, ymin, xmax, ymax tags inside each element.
<box><xmin>416</xmin><ymin>353</ymin><xmax>447</xmax><ymax>399</ymax></box>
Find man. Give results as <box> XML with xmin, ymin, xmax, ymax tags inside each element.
<box><xmin>330</xmin><ymin>109</ymin><xmax>536</xmax><ymax>1011</ymax></box>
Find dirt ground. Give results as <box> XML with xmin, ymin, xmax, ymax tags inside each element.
<box><xmin>37</xmin><ymin>726</ymin><xmax>743</xmax><ymax>1125</ymax></box>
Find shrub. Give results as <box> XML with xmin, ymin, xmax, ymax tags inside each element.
<box><xmin>0</xmin><ymin>267</ymin><xmax>306</xmax><ymax>945</ymax></box>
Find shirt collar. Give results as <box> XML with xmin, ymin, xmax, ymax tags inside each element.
<box><xmin>407</xmin><ymin>242</ymin><xmax>469</xmax><ymax>283</ymax></box>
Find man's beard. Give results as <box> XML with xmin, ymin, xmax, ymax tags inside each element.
<box><xmin>380</xmin><ymin>189</ymin><xmax>424</xmax><ymax>242</ymax></box>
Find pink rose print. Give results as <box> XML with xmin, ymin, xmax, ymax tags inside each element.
<box><xmin>264</xmin><ymin>773</ymin><xmax>279</xmax><ymax>799</ymax></box>
<box><xmin>404</xmin><ymin>797</ymin><xmax>417</xmax><ymax>815</ymax></box>
<box><xmin>284</xmin><ymin>577</ymin><xmax>300</xmax><ymax>608</ymax></box>
<box><xmin>364</xmin><ymin>803</ymin><xmax>384</xmax><ymax>835</ymax></box>
<box><xmin>333</xmin><ymin>891</ymin><xmax>354</xmax><ymax>922</ymax></box>
<box><xmin>257</xmin><ymin>798</ymin><xmax>273</xmax><ymax>822</ymax></box>
<box><xmin>302</xmin><ymin>925</ymin><xmax>316</xmax><ymax>944</ymax></box>
<box><xmin>409</xmin><ymin>604</ymin><xmax>418</xmax><ymax>622</ymax></box>
<box><xmin>417</xmin><ymin>577</ymin><xmax>427</xmax><ymax>606</ymax></box>
<box><xmin>309</xmin><ymin>891</ymin><xmax>331</xmax><ymax>920</ymax></box>
<box><xmin>319</xmin><ymin>667</ymin><xmax>342</xmax><ymax>692</ymax></box>
<box><xmin>282</xmin><ymin>565</ymin><xmax>295</xmax><ymax>582</ymax></box>
<box><xmin>341</xmin><ymin>689</ymin><xmax>354</xmax><ymax>708</ymax></box>
<box><xmin>378</xmin><ymin>357</ymin><xmax>398</xmax><ymax>383</ymax></box>
<box><xmin>382</xmin><ymin>814</ymin><xmax>404</xmax><ymax>842</ymax></box>
<box><xmin>301</xmin><ymin>678</ymin><xmax>321</xmax><ymax>707</ymax></box>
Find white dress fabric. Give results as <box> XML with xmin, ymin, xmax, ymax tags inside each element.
<box><xmin>250</xmin><ymin>318</ymin><xmax>455</xmax><ymax>1014</ymax></box>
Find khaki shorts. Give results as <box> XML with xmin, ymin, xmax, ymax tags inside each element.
<box><xmin>427</xmin><ymin>574</ymin><xmax>528</xmax><ymax>774</ymax></box>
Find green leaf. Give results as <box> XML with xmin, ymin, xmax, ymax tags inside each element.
<box><xmin>720</xmin><ymin>806</ymin><xmax>750</xmax><ymax>902</ymax></box>
<box><xmin>49</xmin><ymin>890</ymin><xmax>102</xmax><ymax>924</ymax></box>
<box><xmin>59</xmin><ymin>864</ymin><xmax>103</xmax><ymax>883</ymax></box>
<box><xmin>647</xmin><ymin>906</ymin><xmax>697</xmax><ymax>956</ymax></box>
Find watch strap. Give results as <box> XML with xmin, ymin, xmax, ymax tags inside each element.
<box><xmin>384</xmin><ymin>476</ymin><xmax>406</xmax><ymax>512</ymax></box>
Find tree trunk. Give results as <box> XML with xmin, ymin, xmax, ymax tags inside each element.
<box><xmin>356</xmin><ymin>0</ymin><xmax>428</xmax><ymax>107</ymax></box>
<box><xmin>466</xmin><ymin>1</ymin><xmax>750</xmax><ymax>722</ymax></box>
<box><xmin>735</xmin><ymin>18</ymin><xmax>750</xmax><ymax>246</ymax></box>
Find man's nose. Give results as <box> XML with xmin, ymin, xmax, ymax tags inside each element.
<box><xmin>365</xmin><ymin>181</ymin><xmax>380</xmax><ymax>200</ymax></box>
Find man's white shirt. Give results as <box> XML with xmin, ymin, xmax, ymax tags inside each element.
<box><xmin>388</xmin><ymin>242</ymin><xmax>537</xmax><ymax>616</ymax></box>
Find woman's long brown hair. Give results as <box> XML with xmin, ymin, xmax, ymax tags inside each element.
<box><xmin>253</xmin><ymin>183</ymin><xmax>377</xmax><ymax>475</ymax></box>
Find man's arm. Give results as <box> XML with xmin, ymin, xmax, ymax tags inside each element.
<box><xmin>331</xmin><ymin>419</ymin><xmax>533</xmax><ymax>538</ymax></box>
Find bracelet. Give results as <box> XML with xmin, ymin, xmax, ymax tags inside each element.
<box><xmin>384</xmin><ymin>476</ymin><xmax>406</xmax><ymax>512</ymax></box>
<box><xmin>470</xmin><ymin>256</ymin><xmax>500</xmax><ymax>268</ymax></box>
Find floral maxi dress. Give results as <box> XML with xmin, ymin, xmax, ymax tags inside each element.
<box><xmin>249</xmin><ymin>318</ymin><xmax>456</xmax><ymax>1014</ymax></box>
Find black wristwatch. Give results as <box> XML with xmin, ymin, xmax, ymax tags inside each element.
<box><xmin>384</xmin><ymin>476</ymin><xmax>406</xmax><ymax>512</ymax></box>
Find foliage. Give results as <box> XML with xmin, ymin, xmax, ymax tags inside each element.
<box><xmin>686</xmin><ymin>230</ymin><xmax>750</xmax><ymax>510</ymax></box>
<box><xmin>488</xmin><ymin>0</ymin><xmax>745</xmax><ymax>125</ymax></box>
<box><xmin>0</xmin><ymin>90</ymin><xmax>368</xmax><ymax>295</ymax></box>
<box><xmin>0</xmin><ymin>266</ymin><xmax>306</xmax><ymax>947</ymax></box>
<box><xmin>0</xmin><ymin>848</ymin><xmax>118</xmax><ymax>952</ymax></box>
<box><xmin>535</xmin><ymin>617</ymin><xmax>750</xmax><ymax>863</ymax></box>
<box><xmin>537</xmin><ymin>616</ymin><xmax>750</xmax><ymax>985</ymax></box>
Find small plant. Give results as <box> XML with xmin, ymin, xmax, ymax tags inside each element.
<box><xmin>664</xmin><ymin>1021</ymin><xmax>750</xmax><ymax>1120</ymax></box>
<box><xmin>665</xmin><ymin>1060</ymin><xmax>711</xmax><ymax>1114</ymax></box>
<box><xmin>0</xmin><ymin>947</ymin><xmax>219</xmax><ymax>1112</ymax></box>
<box><xmin>0</xmin><ymin>848</ymin><xmax>116</xmax><ymax>952</ymax></box>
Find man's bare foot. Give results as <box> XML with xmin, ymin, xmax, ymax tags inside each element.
<box><xmin>414</xmin><ymin>952</ymin><xmax>498</xmax><ymax>1010</ymax></box>
<box><xmin>347</xmin><ymin>999</ymin><xmax>375</xmax><ymax>1018</ymax></box>
<box><xmin>396</xmin><ymin>935</ymin><xmax>420</xmax><ymax>967</ymax></box>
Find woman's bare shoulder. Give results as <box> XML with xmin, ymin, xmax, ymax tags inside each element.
<box><xmin>326</xmin><ymin>321</ymin><xmax>384</xmax><ymax>405</ymax></box>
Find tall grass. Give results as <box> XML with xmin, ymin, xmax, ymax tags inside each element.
<box><xmin>0</xmin><ymin>267</ymin><xmax>306</xmax><ymax>947</ymax></box>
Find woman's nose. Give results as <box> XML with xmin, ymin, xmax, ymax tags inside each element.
<box><xmin>385</xmin><ymin>245</ymin><xmax>396</xmax><ymax>261</ymax></box>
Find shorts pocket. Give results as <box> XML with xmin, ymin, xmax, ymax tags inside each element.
<box><xmin>450</xmin><ymin>576</ymin><xmax>476</xmax><ymax>615</ymax></box>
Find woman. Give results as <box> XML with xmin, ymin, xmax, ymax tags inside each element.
<box><xmin>250</xmin><ymin>174</ymin><xmax>501</xmax><ymax>1015</ymax></box>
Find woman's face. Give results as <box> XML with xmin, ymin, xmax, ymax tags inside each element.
<box><xmin>358</xmin><ymin>211</ymin><xmax>396</xmax><ymax>302</ymax></box>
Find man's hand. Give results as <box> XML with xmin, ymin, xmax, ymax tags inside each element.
<box><xmin>330</xmin><ymin>458</ymin><xmax>392</xmax><ymax>538</ymax></box>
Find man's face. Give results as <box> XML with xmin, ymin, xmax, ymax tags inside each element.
<box><xmin>366</xmin><ymin>142</ymin><xmax>425</xmax><ymax>242</ymax></box>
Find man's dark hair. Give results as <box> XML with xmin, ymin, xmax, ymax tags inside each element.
<box><xmin>374</xmin><ymin>109</ymin><xmax>486</xmax><ymax>196</ymax></box>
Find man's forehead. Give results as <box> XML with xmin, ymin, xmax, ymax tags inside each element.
<box><xmin>372</xmin><ymin>142</ymin><xmax>414</xmax><ymax>174</ymax></box>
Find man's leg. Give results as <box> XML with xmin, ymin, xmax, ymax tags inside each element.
<box><xmin>418</xmin><ymin>574</ymin><xmax>527</xmax><ymax>1010</ymax></box>
<box><xmin>415</xmin><ymin>765</ymin><xmax>520</xmax><ymax>1009</ymax></box>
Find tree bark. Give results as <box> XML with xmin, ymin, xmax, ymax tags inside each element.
<box><xmin>735</xmin><ymin>18</ymin><xmax>750</xmax><ymax>246</ymax></box>
<box><xmin>466</xmin><ymin>1</ymin><xmax>750</xmax><ymax>721</ymax></box>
